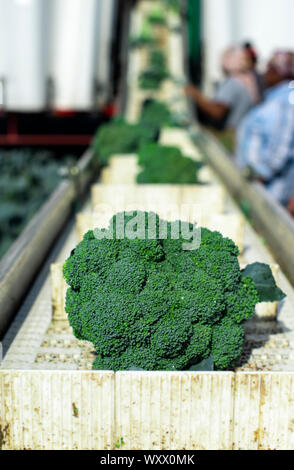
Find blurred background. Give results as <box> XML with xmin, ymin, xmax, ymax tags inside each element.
<box><xmin>0</xmin><ymin>0</ymin><xmax>293</xmax><ymax>258</ymax></box>
<box><xmin>0</xmin><ymin>0</ymin><xmax>134</xmax><ymax>146</ymax></box>
<box><xmin>1</xmin><ymin>0</ymin><xmax>293</xmax><ymax>125</ymax></box>
<box><xmin>201</xmin><ymin>0</ymin><xmax>294</xmax><ymax>90</ymax></box>
<box><xmin>0</xmin><ymin>0</ymin><xmax>134</xmax><ymax>257</ymax></box>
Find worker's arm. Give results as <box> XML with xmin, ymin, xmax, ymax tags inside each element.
<box><xmin>185</xmin><ymin>84</ymin><xmax>230</xmax><ymax>121</ymax></box>
<box><xmin>288</xmin><ymin>197</ymin><xmax>294</xmax><ymax>217</ymax></box>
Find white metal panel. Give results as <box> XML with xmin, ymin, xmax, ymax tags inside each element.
<box><xmin>0</xmin><ymin>370</ymin><xmax>115</xmax><ymax>450</ymax></box>
<box><xmin>50</xmin><ymin>0</ymin><xmax>98</xmax><ymax>110</ymax></box>
<box><xmin>203</xmin><ymin>0</ymin><xmax>294</xmax><ymax>87</ymax></box>
<box><xmin>236</xmin><ymin>0</ymin><xmax>294</xmax><ymax>65</ymax></box>
<box><xmin>95</xmin><ymin>0</ymin><xmax>115</xmax><ymax>103</ymax></box>
<box><xmin>0</xmin><ymin>2</ymin><xmax>5</xmax><ymax>108</ymax></box>
<box><xmin>0</xmin><ymin>0</ymin><xmax>48</xmax><ymax>111</ymax></box>
<box><xmin>202</xmin><ymin>0</ymin><xmax>235</xmax><ymax>90</ymax></box>
<box><xmin>233</xmin><ymin>373</ymin><xmax>294</xmax><ymax>450</ymax></box>
<box><xmin>0</xmin><ymin>2</ymin><xmax>5</xmax><ymax>77</ymax></box>
<box><xmin>1</xmin><ymin>370</ymin><xmax>294</xmax><ymax>450</ymax></box>
<box><xmin>115</xmin><ymin>371</ymin><xmax>234</xmax><ymax>450</ymax></box>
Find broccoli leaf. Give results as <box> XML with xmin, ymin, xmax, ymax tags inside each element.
<box><xmin>241</xmin><ymin>262</ymin><xmax>286</xmax><ymax>303</ymax></box>
<box><xmin>188</xmin><ymin>356</ymin><xmax>214</xmax><ymax>371</ymax></box>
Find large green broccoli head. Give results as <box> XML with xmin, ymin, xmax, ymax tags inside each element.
<box><xmin>137</xmin><ymin>143</ymin><xmax>202</xmax><ymax>184</ymax></box>
<box><xmin>62</xmin><ymin>211</ymin><xmax>271</xmax><ymax>371</ymax></box>
<box><xmin>92</xmin><ymin>119</ymin><xmax>157</xmax><ymax>166</ymax></box>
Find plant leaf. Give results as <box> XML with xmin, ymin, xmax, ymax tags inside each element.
<box><xmin>241</xmin><ymin>262</ymin><xmax>286</xmax><ymax>303</ymax></box>
<box><xmin>188</xmin><ymin>356</ymin><xmax>214</xmax><ymax>371</ymax></box>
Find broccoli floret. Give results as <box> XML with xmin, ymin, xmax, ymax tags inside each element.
<box><xmin>151</xmin><ymin>310</ymin><xmax>192</xmax><ymax>358</ymax></box>
<box><xmin>138</xmin><ymin>49</ymin><xmax>169</xmax><ymax>90</ymax></box>
<box><xmin>137</xmin><ymin>143</ymin><xmax>201</xmax><ymax>184</ymax></box>
<box><xmin>211</xmin><ymin>318</ymin><xmax>245</xmax><ymax>370</ymax></box>
<box><xmin>191</xmin><ymin>228</ymin><xmax>241</xmax><ymax>291</ymax></box>
<box><xmin>147</xmin><ymin>8</ymin><xmax>167</xmax><ymax>25</ymax></box>
<box><xmin>63</xmin><ymin>211</ymin><xmax>283</xmax><ymax>371</ymax></box>
<box><xmin>130</xmin><ymin>21</ymin><xmax>156</xmax><ymax>49</ymax></box>
<box><xmin>225</xmin><ymin>276</ymin><xmax>259</xmax><ymax>323</ymax></box>
<box><xmin>184</xmin><ymin>324</ymin><xmax>212</xmax><ymax>365</ymax></box>
<box><xmin>63</xmin><ymin>231</ymin><xmax>119</xmax><ymax>289</ymax></box>
<box><xmin>140</xmin><ymin>99</ymin><xmax>173</xmax><ymax>129</ymax></box>
<box><xmin>138</xmin><ymin>68</ymin><xmax>169</xmax><ymax>90</ymax></box>
<box><xmin>92</xmin><ymin>119</ymin><xmax>157</xmax><ymax>166</ymax></box>
<box><xmin>106</xmin><ymin>258</ymin><xmax>146</xmax><ymax>293</ymax></box>
<box><xmin>149</xmin><ymin>49</ymin><xmax>167</xmax><ymax>69</ymax></box>
<box><xmin>139</xmin><ymin>99</ymin><xmax>185</xmax><ymax>130</ymax></box>
<box><xmin>93</xmin><ymin>347</ymin><xmax>157</xmax><ymax>371</ymax></box>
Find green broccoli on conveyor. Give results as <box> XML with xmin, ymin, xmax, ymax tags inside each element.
<box><xmin>147</xmin><ymin>7</ymin><xmax>167</xmax><ymax>26</ymax></box>
<box><xmin>139</xmin><ymin>49</ymin><xmax>169</xmax><ymax>90</ymax></box>
<box><xmin>136</xmin><ymin>143</ymin><xmax>202</xmax><ymax>184</ymax></box>
<box><xmin>140</xmin><ymin>99</ymin><xmax>173</xmax><ymax>129</ymax></box>
<box><xmin>63</xmin><ymin>211</ymin><xmax>285</xmax><ymax>371</ymax></box>
<box><xmin>130</xmin><ymin>21</ymin><xmax>156</xmax><ymax>48</ymax></box>
<box><xmin>92</xmin><ymin>118</ymin><xmax>159</xmax><ymax>166</ymax></box>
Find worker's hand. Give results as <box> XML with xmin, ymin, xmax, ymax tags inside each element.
<box><xmin>184</xmin><ymin>84</ymin><xmax>199</xmax><ymax>98</ymax></box>
<box><xmin>287</xmin><ymin>197</ymin><xmax>294</xmax><ymax>217</ymax></box>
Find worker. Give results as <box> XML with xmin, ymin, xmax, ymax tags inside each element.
<box><xmin>243</xmin><ymin>41</ymin><xmax>264</xmax><ymax>96</ymax></box>
<box><xmin>184</xmin><ymin>46</ymin><xmax>261</xmax><ymax>131</ymax></box>
<box><xmin>236</xmin><ymin>51</ymin><xmax>294</xmax><ymax>209</ymax></box>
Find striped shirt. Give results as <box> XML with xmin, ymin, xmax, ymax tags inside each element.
<box><xmin>237</xmin><ymin>81</ymin><xmax>294</xmax><ymax>205</ymax></box>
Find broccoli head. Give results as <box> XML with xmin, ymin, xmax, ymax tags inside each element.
<box><xmin>140</xmin><ymin>99</ymin><xmax>173</xmax><ymax>130</ymax></box>
<box><xmin>137</xmin><ymin>143</ymin><xmax>202</xmax><ymax>184</ymax></box>
<box><xmin>138</xmin><ymin>49</ymin><xmax>169</xmax><ymax>90</ymax></box>
<box><xmin>130</xmin><ymin>21</ymin><xmax>156</xmax><ymax>48</ymax></box>
<box><xmin>147</xmin><ymin>8</ymin><xmax>167</xmax><ymax>26</ymax></box>
<box><xmin>92</xmin><ymin>119</ymin><xmax>157</xmax><ymax>166</ymax></box>
<box><xmin>62</xmin><ymin>211</ymin><xmax>285</xmax><ymax>371</ymax></box>
<box><xmin>139</xmin><ymin>98</ymin><xmax>186</xmax><ymax>129</ymax></box>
